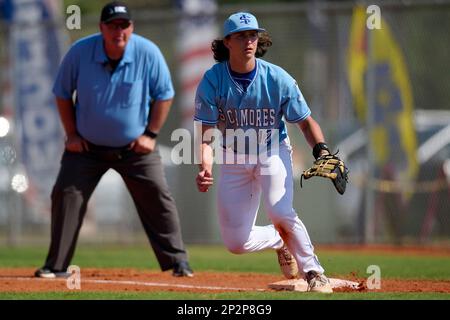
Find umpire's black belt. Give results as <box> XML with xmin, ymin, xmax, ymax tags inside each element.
<box><xmin>86</xmin><ymin>141</ymin><xmax>133</xmax><ymax>161</ymax></box>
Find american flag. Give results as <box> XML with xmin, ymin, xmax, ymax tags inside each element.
<box><xmin>175</xmin><ymin>0</ymin><xmax>218</xmax><ymax>131</ymax></box>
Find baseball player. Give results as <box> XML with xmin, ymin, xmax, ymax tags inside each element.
<box><xmin>194</xmin><ymin>12</ymin><xmax>333</xmax><ymax>293</ymax></box>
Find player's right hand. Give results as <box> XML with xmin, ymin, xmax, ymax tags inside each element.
<box><xmin>196</xmin><ymin>170</ymin><xmax>214</xmax><ymax>192</ymax></box>
<box><xmin>65</xmin><ymin>133</ymin><xmax>89</xmax><ymax>153</ymax></box>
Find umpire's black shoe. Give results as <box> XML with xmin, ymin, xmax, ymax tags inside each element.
<box><xmin>34</xmin><ymin>267</ymin><xmax>70</xmax><ymax>279</ymax></box>
<box><xmin>172</xmin><ymin>261</ymin><xmax>194</xmax><ymax>277</ymax></box>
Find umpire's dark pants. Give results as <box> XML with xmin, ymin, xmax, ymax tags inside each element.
<box><xmin>43</xmin><ymin>145</ymin><xmax>188</xmax><ymax>271</ymax></box>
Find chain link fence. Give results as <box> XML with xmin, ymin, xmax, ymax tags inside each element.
<box><xmin>0</xmin><ymin>1</ymin><xmax>449</xmax><ymax>245</ymax></box>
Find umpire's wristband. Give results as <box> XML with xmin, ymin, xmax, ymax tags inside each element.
<box><xmin>143</xmin><ymin>129</ymin><xmax>158</xmax><ymax>139</ymax></box>
<box><xmin>313</xmin><ymin>142</ymin><xmax>330</xmax><ymax>160</ymax></box>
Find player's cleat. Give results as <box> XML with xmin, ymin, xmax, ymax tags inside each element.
<box><xmin>306</xmin><ymin>271</ymin><xmax>333</xmax><ymax>293</ymax></box>
<box><xmin>34</xmin><ymin>267</ymin><xmax>70</xmax><ymax>279</ymax></box>
<box><xmin>276</xmin><ymin>244</ymin><xmax>299</xmax><ymax>279</ymax></box>
<box><xmin>172</xmin><ymin>261</ymin><xmax>194</xmax><ymax>277</ymax></box>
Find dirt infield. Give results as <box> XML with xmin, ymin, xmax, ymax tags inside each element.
<box><xmin>0</xmin><ymin>246</ymin><xmax>448</xmax><ymax>294</ymax></box>
<box><xmin>0</xmin><ymin>268</ymin><xmax>449</xmax><ymax>293</ymax></box>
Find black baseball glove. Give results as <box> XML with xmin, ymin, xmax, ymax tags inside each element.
<box><xmin>300</xmin><ymin>152</ymin><xmax>349</xmax><ymax>195</ymax></box>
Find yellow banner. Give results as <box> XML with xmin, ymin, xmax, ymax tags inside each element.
<box><xmin>347</xmin><ymin>6</ymin><xmax>418</xmax><ymax>182</ymax></box>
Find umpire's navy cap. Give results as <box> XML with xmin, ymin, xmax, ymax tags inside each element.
<box><xmin>101</xmin><ymin>1</ymin><xmax>131</xmax><ymax>23</ymax></box>
<box><xmin>223</xmin><ymin>12</ymin><xmax>265</xmax><ymax>38</ymax></box>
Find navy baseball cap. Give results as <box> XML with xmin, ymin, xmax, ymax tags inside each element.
<box><xmin>100</xmin><ymin>1</ymin><xmax>131</xmax><ymax>23</ymax></box>
<box><xmin>223</xmin><ymin>12</ymin><xmax>265</xmax><ymax>37</ymax></box>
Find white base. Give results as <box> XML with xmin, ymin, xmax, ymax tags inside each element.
<box><xmin>268</xmin><ymin>278</ymin><xmax>360</xmax><ymax>292</ymax></box>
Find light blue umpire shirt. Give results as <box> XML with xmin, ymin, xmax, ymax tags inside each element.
<box><xmin>53</xmin><ymin>33</ymin><xmax>175</xmax><ymax>147</ymax></box>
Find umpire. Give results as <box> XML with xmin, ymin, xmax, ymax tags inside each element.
<box><xmin>35</xmin><ymin>1</ymin><xmax>193</xmax><ymax>278</ymax></box>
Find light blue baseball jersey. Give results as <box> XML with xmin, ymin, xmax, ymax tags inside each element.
<box><xmin>53</xmin><ymin>33</ymin><xmax>174</xmax><ymax>147</ymax></box>
<box><xmin>194</xmin><ymin>59</ymin><xmax>311</xmax><ymax>153</ymax></box>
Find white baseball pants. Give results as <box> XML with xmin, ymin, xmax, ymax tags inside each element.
<box><xmin>217</xmin><ymin>138</ymin><xmax>324</xmax><ymax>275</ymax></box>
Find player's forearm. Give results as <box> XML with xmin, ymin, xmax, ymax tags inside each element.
<box><xmin>198</xmin><ymin>124</ymin><xmax>216</xmax><ymax>172</ymax></box>
<box><xmin>297</xmin><ymin>116</ymin><xmax>326</xmax><ymax>148</ymax></box>
<box><xmin>147</xmin><ymin>99</ymin><xmax>173</xmax><ymax>134</ymax></box>
<box><xmin>200</xmin><ymin>143</ymin><xmax>214</xmax><ymax>173</ymax></box>
<box><xmin>55</xmin><ymin>97</ymin><xmax>78</xmax><ymax>137</ymax></box>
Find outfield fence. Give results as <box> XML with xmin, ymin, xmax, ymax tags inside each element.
<box><xmin>0</xmin><ymin>0</ymin><xmax>449</xmax><ymax>246</ymax></box>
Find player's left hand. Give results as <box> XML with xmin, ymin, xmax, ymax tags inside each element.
<box><xmin>301</xmin><ymin>152</ymin><xmax>349</xmax><ymax>195</ymax></box>
<box><xmin>130</xmin><ymin>135</ymin><xmax>156</xmax><ymax>154</ymax></box>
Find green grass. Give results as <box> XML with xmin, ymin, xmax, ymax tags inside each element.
<box><xmin>0</xmin><ymin>291</ymin><xmax>449</xmax><ymax>300</ymax></box>
<box><xmin>1</xmin><ymin>245</ymin><xmax>448</xmax><ymax>279</ymax></box>
<box><xmin>0</xmin><ymin>244</ymin><xmax>449</xmax><ymax>300</ymax></box>
<box><xmin>318</xmin><ymin>252</ymin><xmax>450</xmax><ymax>280</ymax></box>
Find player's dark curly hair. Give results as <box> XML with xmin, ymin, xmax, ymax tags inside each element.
<box><xmin>211</xmin><ymin>32</ymin><xmax>272</xmax><ymax>62</ymax></box>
